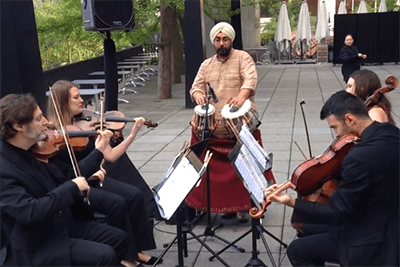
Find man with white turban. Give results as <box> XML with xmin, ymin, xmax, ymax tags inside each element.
<box><xmin>186</xmin><ymin>22</ymin><xmax>276</xmax><ymax>223</ymax></box>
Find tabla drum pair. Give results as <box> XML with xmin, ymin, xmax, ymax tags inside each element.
<box><xmin>190</xmin><ymin>99</ymin><xmax>260</xmax><ymax>138</ymax></box>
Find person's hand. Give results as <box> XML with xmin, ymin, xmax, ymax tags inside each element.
<box><xmin>88</xmin><ymin>167</ymin><xmax>106</xmax><ymax>183</ymax></box>
<box><xmin>134</xmin><ymin>117</ymin><xmax>145</xmax><ymax>128</ymax></box>
<box><xmin>193</xmin><ymin>92</ymin><xmax>206</xmax><ymax>106</ymax></box>
<box><xmin>227</xmin><ymin>95</ymin><xmax>246</xmax><ymax>109</ymax></box>
<box><xmin>358</xmin><ymin>53</ymin><xmax>367</xmax><ymax>59</ymax></box>
<box><xmin>72</xmin><ymin>177</ymin><xmax>90</xmax><ymax>194</ymax></box>
<box><xmin>88</xmin><ymin>166</ymin><xmax>106</xmax><ymax>187</ymax></box>
<box><xmin>264</xmin><ymin>183</ymin><xmax>295</xmax><ymax>207</ymax></box>
<box><xmin>94</xmin><ymin>129</ymin><xmax>113</xmax><ymax>153</ymax></box>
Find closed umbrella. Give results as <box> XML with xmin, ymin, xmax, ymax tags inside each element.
<box><xmin>296</xmin><ymin>0</ymin><xmax>312</xmax><ymax>58</ymax></box>
<box><xmin>379</xmin><ymin>0</ymin><xmax>387</xmax><ymax>12</ymax></box>
<box><xmin>315</xmin><ymin>0</ymin><xmax>329</xmax><ymax>44</ymax></box>
<box><xmin>338</xmin><ymin>0</ymin><xmax>347</xmax><ymax>14</ymax></box>
<box><xmin>275</xmin><ymin>1</ymin><xmax>292</xmax><ymax>59</ymax></box>
<box><xmin>358</xmin><ymin>0</ymin><xmax>368</xmax><ymax>13</ymax></box>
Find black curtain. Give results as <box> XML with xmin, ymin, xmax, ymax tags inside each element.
<box><xmin>1</xmin><ymin>0</ymin><xmax>46</xmax><ymax>110</ymax></box>
<box><xmin>334</xmin><ymin>12</ymin><xmax>400</xmax><ymax>64</ymax></box>
<box><xmin>378</xmin><ymin>12</ymin><xmax>400</xmax><ymax>64</ymax></box>
<box><xmin>231</xmin><ymin>0</ymin><xmax>243</xmax><ymax>50</ymax></box>
<box><xmin>184</xmin><ymin>0</ymin><xmax>206</xmax><ymax>109</ymax></box>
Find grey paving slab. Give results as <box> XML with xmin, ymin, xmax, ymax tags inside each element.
<box><xmin>113</xmin><ymin>63</ymin><xmax>400</xmax><ymax>267</ymax></box>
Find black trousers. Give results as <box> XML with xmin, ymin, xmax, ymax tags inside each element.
<box><xmin>89</xmin><ymin>177</ymin><xmax>156</xmax><ymax>262</ymax></box>
<box><xmin>287</xmin><ymin>226</ymin><xmax>340</xmax><ymax>266</ymax></box>
<box><xmin>3</xmin><ymin>221</ymin><xmax>127</xmax><ymax>266</ymax></box>
<box><xmin>70</xmin><ymin>221</ymin><xmax>127</xmax><ymax>266</ymax></box>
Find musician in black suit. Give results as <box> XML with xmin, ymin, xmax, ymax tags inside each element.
<box><xmin>0</xmin><ymin>94</ymin><xmax>128</xmax><ymax>266</ymax></box>
<box><xmin>265</xmin><ymin>91</ymin><xmax>399</xmax><ymax>266</ymax></box>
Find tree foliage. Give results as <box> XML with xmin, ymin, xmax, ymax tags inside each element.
<box><xmin>34</xmin><ymin>0</ymin><xmax>162</xmax><ymax>70</ymax></box>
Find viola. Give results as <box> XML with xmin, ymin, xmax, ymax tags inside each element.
<box><xmin>74</xmin><ymin>109</ymin><xmax>158</xmax><ymax>132</ymax></box>
<box><xmin>31</xmin><ymin>125</ymin><xmax>97</xmax><ymax>161</ymax></box>
<box><xmin>249</xmin><ymin>134</ymin><xmax>359</xmax><ymax>219</ymax></box>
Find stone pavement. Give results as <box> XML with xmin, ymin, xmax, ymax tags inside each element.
<box><xmin>116</xmin><ymin>63</ymin><xmax>400</xmax><ymax>267</ymax></box>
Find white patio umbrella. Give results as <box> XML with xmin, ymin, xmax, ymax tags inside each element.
<box><xmin>315</xmin><ymin>0</ymin><xmax>329</xmax><ymax>44</ymax></box>
<box><xmin>296</xmin><ymin>0</ymin><xmax>312</xmax><ymax>57</ymax></box>
<box><xmin>275</xmin><ymin>1</ymin><xmax>292</xmax><ymax>59</ymax></box>
<box><xmin>358</xmin><ymin>0</ymin><xmax>368</xmax><ymax>13</ymax></box>
<box><xmin>338</xmin><ymin>0</ymin><xmax>347</xmax><ymax>14</ymax></box>
<box><xmin>379</xmin><ymin>0</ymin><xmax>387</xmax><ymax>12</ymax></box>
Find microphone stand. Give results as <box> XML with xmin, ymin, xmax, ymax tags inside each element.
<box><xmin>191</xmin><ymin>87</ymin><xmax>245</xmax><ymax>252</ymax></box>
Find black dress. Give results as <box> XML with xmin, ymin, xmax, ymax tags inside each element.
<box><xmin>340</xmin><ymin>45</ymin><xmax>360</xmax><ymax>83</ymax></box>
<box><xmin>55</xmin><ymin>138</ymin><xmax>158</xmax><ymax>262</ymax></box>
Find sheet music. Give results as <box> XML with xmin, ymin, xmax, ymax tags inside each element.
<box><xmin>153</xmin><ymin>156</ymin><xmax>201</xmax><ymax>220</ymax></box>
<box><xmin>239</xmin><ymin>125</ymin><xmax>272</xmax><ymax>172</ymax></box>
<box><xmin>234</xmin><ymin>152</ymin><xmax>265</xmax><ymax>206</ymax></box>
<box><xmin>240</xmin><ymin>144</ymin><xmax>269</xmax><ymax>190</ymax></box>
<box><xmin>152</xmin><ymin>147</ymin><xmax>210</xmax><ymax>220</ymax></box>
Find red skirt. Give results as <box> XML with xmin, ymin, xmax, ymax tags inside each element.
<box><xmin>185</xmin><ymin>129</ymin><xmax>275</xmax><ymax>213</ymax></box>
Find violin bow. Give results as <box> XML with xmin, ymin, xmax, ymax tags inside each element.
<box><xmin>49</xmin><ymin>87</ymin><xmax>90</xmax><ymax>204</ymax></box>
<box><xmin>299</xmin><ymin>100</ymin><xmax>313</xmax><ymax>158</ymax></box>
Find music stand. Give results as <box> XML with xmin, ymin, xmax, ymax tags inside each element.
<box><xmin>208</xmin><ymin>127</ymin><xmax>288</xmax><ymax>267</ymax></box>
<box><xmin>152</xmin><ymin>141</ymin><xmax>231</xmax><ymax>267</ymax></box>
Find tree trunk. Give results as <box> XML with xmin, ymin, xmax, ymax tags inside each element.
<box><xmin>157</xmin><ymin>5</ymin><xmax>174</xmax><ymax>99</ymax></box>
<box><xmin>171</xmin><ymin>5</ymin><xmax>185</xmax><ymax>83</ymax></box>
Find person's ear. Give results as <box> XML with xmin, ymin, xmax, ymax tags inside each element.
<box><xmin>12</xmin><ymin>123</ymin><xmax>24</xmax><ymax>133</ymax></box>
<box><xmin>344</xmin><ymin>113</ymin><xmax>357</xmax><ymax>127</ymax></box>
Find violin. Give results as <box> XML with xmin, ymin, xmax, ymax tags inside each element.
<box><xmin>250</xmin><ymin>134</ymin><xmax>359</xmax><ymax>219</ymax></box>
<box><xmin>74</xmin><ymin>109</ymin><xmax>158</xmax><ymax>132</ymax></box>
<box><xmin>31</xmin><ymin>125</ymin><xmax>97</xmax><ymax>161</ymax></box>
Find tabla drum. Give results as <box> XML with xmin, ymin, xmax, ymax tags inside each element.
<box><xmin>221</xmin><ymin>99</ymin><xmax>260</xmax><ymax>138</ymax></box>
<box><xmin>190</xmin><ymin>104</ymin><xmax>218</xmax><ymax>136</ymax></box>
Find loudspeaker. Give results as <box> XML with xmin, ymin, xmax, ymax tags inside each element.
<box><xmin>81</xmin><ymin>0</ymin><xmax>134</xmax><ymax>31</ymax></box>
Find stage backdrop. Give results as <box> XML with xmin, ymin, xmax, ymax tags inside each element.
<box><xmin>334</xmin><ymin>12</ymin><xmax>400</xmax><ymax>64</ymax></box>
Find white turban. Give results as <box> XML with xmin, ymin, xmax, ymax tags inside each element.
<box><xmin>209</xmin><ymin>22</ymin><xmax>235</xmax><ymax>44</ymax></box>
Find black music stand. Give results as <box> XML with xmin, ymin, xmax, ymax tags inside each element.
<box><xmin>152</xmin><ymin>140</ymin><xmax>232</xmax><ymax>267</ymax></box>
<box><xmin>206</xmin><ymin>139</ymin><xmax>288</xmax><ymax>267</ymax></box>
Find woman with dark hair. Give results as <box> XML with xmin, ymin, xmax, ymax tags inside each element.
<box><xmin>47</xmin><ymin>80</ymin><xmax>161</xmax><ymax>266</ymax></box>
<box><xmin>346</xmin><ymin>69</ymin><xmax>395</xmax><ymax>124</ymax></box>
<box><xmin>340</xmin><ymin>34</ymin><xmax>367</xmax><ymax>83</ymax></box>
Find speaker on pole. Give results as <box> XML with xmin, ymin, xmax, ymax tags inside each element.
<box><xmin>81</xmin><ymin>0</ymin><xmax>135</xmax><ymax>31</ymax></box>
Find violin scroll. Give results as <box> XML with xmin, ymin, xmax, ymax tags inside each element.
<box><xmin>385</xmin><ymin>75</ymin><xmax>398</xmax><ymax>89</ymax></box>
<box><xmin>365</xmin><ymin>75</ymin><xmax>398</xmax><ymax>108</ymax></box>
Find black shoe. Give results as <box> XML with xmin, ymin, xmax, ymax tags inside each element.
<box><xmin>221</xmin><ymin>213</ymin><xmax>236</xmax><ymax>219</ymax></box>
<box><xmin>138</xmin><ymin>256</ymin><xmax>163</xmax><ymax>265</ymax></box>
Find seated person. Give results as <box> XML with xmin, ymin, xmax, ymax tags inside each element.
<box><xmin>0</xmin><ymin>94</ymin><xmax>128</xmax><ymax>266</ymax></box>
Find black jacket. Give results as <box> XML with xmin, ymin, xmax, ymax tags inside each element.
<box><xmin>0</xmin><ymin>139</ymin><xmax>103</xmax><ymax>265</ymax></box>
<box><xmin>293</xmin><ymin>122</ymin><xmax>399</xmax><ymax>266</ymax></box>
<box><xmin>340</xmin><ymin>45</ymin><xmax>361</xmax><ymax>82</ymax></box>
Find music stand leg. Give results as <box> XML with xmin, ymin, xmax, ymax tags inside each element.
<box><xmin>209</xmin><ymin>216</ymin><xmax>287</xmax><ymax>267</ymax></box>
<box><xmin>152</xmin><ymin>205</ymin><xmax>186</xmax><ymax>267</ymax></box>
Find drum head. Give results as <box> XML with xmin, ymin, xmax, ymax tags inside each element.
<box><xmin>221</xmin><ymin>99</ymin><xmax>251</xmax><ymax>119</ymax></box>
<box><xmin>194</xmin><ymin>104</ymin><xmax>215</xmax><ymax>115</ymax></box>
